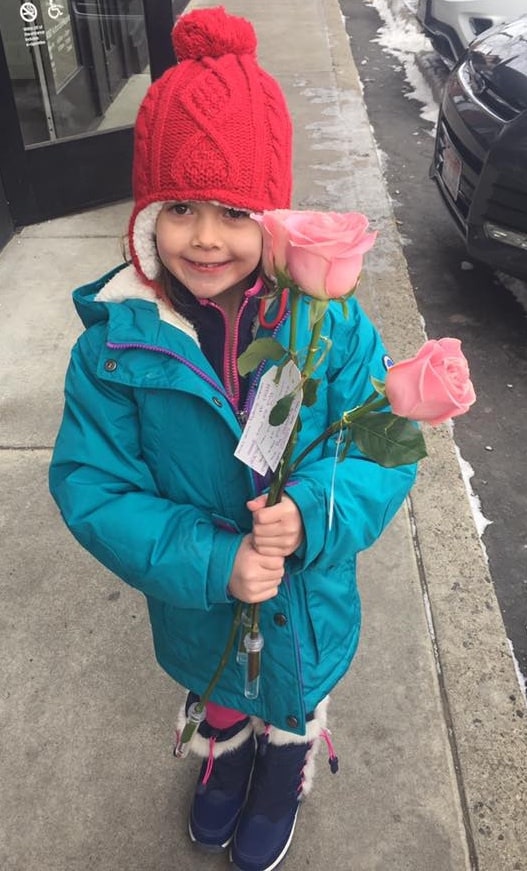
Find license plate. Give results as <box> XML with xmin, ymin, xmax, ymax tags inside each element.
<box><xmin>442</xmin><ymin>140</ymin><xmax>462</xmax><ymax>202</ymax></box>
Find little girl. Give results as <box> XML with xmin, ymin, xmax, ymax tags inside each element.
<box><xmin>49</xmin><ymin>8</ymin><xmax>416</xmax><ymax>871</ymax></box>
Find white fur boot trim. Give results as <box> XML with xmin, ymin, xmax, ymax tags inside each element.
<box><xmin>251</xmin><ymin>696</ymin><xmax>330</xmax><ymax>796</ymax></box>
<box><xmin>173</xmin><ymin>701</ymin><xmax>254</xmax><ymax>759</ymax></box>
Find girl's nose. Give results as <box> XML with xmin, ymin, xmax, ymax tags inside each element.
<box><xmin>191</xmin><ymin>214</ymin><xmax>221</xmax><ymax>248</ymax></box>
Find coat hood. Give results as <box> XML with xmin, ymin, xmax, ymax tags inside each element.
<box><xmin>73</xmin><ymin>263</ymin><xmax>199</xmax><ymax>343</ymax></box>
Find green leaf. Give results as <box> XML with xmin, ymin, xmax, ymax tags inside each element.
<box><xmin>269</xmin><ymin>392</ymin><xmax>296</xmax><ymax>426</ymax></box>
<box><xmin>370</xmin><ymin>376</ymin><xmax>387</xmax><ymax>396</ymax></box>
<box><xmin>273</xmin><ymin>359</ymin><xmax>294</xmax><ymax>384</ymax></box>
<box><xmin>276</xmin><ymin>268</ymin><xmax>291</xmax><ymax>289</ymax></box>
<box><xmin>352</xmin><ymin>412</ymin><xmax>427</xmax><ymax>467</ymax></box>
<box><xmin>302</xmin><ymin>377</ymin><xmax>320</xmax><ymax>407</ymax></box>
<box><xmin>237</xmin><ymin>338</ymin><xmax>286</xmax><ymax>376</ymax></box>
<box><xmin>340</xmin><ymin>299</ymin><xmax>349</xmax><ymax>320</ymax></box>
<box><xmin>308</xmin><ymin>299</ymin><xmax>329</xmax><ymax>330</ymax></box>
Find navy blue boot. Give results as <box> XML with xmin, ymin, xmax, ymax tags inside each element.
<box><xmin>231</xmin><ymin>699</ymin><xmax>337</xmax><ymax>871</ymax></box>
<box><xmin>176</xmin><ymin>699</ymin><xmax>256</xmax><ymax>851</ymax></box>
<box><xmin>230</xmin><ymin>736</ymin><xmax>308</xmax><ymax>871</ymax></box>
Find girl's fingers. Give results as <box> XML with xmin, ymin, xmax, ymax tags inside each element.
<box><xmin>255</xmin><ymin>547</ymin><xmax>287</xmax><ymax>557</ymax></box>
<box><xmin>246</xmin><ymin>494</ymin><xmax>268</xmax><ymax>513</ymax></box>
<box><xmin>254</xmin><ymin>534</ymin><xmax>294</xmax><ymax>549</ymax></box>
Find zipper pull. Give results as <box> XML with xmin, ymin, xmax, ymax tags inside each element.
<box><xmin>237</xmin><ymin>409</ymin><xmax>248</xmax><ymax>427</ymax></box>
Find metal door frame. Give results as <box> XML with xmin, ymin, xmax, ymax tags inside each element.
<box><xmin>0</xmin><ymin>0</ymin><xmax>178</xmax><ymax>227</ymax></box>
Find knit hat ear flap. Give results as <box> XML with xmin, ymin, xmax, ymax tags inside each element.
<box><xmin>128</xmin><ymin>5</ymin><xmax>293</xmax><ymax>287</ymax></box>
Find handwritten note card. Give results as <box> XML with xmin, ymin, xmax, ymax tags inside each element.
<box><xmin>235</xmin><ymin>362</ymin><xmax>302</xmax><ymax>475</ymax></box>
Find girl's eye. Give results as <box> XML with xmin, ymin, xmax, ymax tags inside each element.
<box><xmin>168</xmin><ymin>203</ymin><xmax>190</xmax><ymax>215</ymax></box>
<box><xmin>225</xmin><ymin>208</ymin><xmax>249</xmax><ymax>220</ymax></box>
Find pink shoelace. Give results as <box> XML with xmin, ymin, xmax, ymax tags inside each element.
<box><xmin>320</xmin><ymin>728</ymin><xmax>339</xmax><ymax>773</ymax></box>
<box><xmin>201</xmin><ymin>735</ymin><xmax>218</xmax><ymax>787</ymax></box>
<box><xmin>200</xmin><ymin>725</ymin><xmax>339</xmax><ymax>789</ymax></box>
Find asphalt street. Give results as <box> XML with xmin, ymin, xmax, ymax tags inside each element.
<box><xmin>341</xmin><ymin>0</ymin><xmax>527</xmax><ymax>686</ymax></box>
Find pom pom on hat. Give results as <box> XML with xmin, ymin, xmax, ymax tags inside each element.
<box><xmin>129</xmin><ymin>5</ymin><xmax>293</xmax><ymax>286</ymax></box>
<box><xmin>172</xmin><ymin>6</ymin><xmax>257</xmax><ymax>61</ymax></box>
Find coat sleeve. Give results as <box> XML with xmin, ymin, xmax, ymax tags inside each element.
<box><xmin>285</xmin><ymin>301</ymin><xmax>418</xmax><ymax>572</ymax></box>
<box><xmin>49</xmin><ymin>327</ymin><xmax>243</xmax><ymax>610</ymax></box>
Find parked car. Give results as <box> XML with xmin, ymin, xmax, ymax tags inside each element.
<box><xmin>429</xmin><ymin>15</ymin><xmax>527</xmax><ymax>280</ymax></box>
<box><xmin>417</xmin><ymin>0</ymin><xmax>525</xmax><ymax>66</ymax></box>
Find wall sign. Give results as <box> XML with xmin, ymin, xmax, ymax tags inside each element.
<box><xmin>20</xmin><ymin>1</ymin><xmax>45</xmax><ymax>46</ymax></box>
<box><xmin>43</xmin><ymin>3</ymin><xmax>77</xmax><ymax>92</ymax></box>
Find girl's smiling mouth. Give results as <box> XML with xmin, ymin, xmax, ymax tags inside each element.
<box><xmin>186</xmin><ymin>259</ymin><xmax>231</xmax><ymax>270</ymax></box>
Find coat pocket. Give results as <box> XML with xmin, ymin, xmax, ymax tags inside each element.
<box><xmin>303</xmin><ymin>558</ymin><xmax>361</xmax><ymax>664</ymax></box>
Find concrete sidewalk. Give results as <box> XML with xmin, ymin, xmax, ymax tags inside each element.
<box><xmin>1</xmin><ymin>0</ymin><xmax>525</xmax><ymax>869</ymax></box>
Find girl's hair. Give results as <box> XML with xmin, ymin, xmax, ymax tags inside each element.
<box><xmin>120</xmin><ymin>232</ymin><xmax>132</xmax><ymax>265</ymax></box>
<box><xmin>158</xmin><ymin>265</ymin><xmax>196</xmax><ymax>315</ymax></box>
<box><xmin>158</xmin><ymin>263</ymin><xmax>267</xmax><ymax>318</ymax></box>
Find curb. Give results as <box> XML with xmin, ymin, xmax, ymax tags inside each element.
<box><xmin>328</xmin><ymin>0</ymin><xmax>527</xmax><ymax>867</ymax></box>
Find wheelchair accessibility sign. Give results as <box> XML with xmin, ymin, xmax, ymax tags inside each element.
<box><xmin>47</xmin><ymin>2</ymin><xmax>64</xmax><ymax>19</ymax></box>
<box><xmin>20</xmin><ymin>1</ymin><xmax>66</xmax><ymax>48</ymax></box>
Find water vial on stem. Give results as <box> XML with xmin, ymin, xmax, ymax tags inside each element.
<box><xmin>236</xmin><ymin>607</ymin><xmax>252</xmax><ymax>665</ymax></box>
<box><xmin>244</xmin><ymin>630</ymin><xmax>264</xmax><ymax>699</ymax></box>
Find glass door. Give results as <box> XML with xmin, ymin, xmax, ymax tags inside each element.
<box><xmin>0</xmin><ymin>0</ymin><xmax>185</xmax><ymax>225</ymax></box>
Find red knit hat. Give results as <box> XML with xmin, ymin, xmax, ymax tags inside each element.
<box><xmin>129</xmin><ymin>6</ymin><xmax>293</xmax><ymax>284</ymax></box>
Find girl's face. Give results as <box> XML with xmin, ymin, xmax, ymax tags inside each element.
<box><xmin>155</xmin><ymin>201</ymin><xmax>263</xmax><ymax>304</ymax></box>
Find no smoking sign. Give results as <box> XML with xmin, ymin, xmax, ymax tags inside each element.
<box><xmin>20</xmin><ymin>2</ymin><xmax>38</xmax><ymax>23</ymax></box>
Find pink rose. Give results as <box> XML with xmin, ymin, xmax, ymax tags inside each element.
<box><xmin>254</xmin><ymin>209</ymin><xmax>377</xmax><ymax>299</ymax></box>
<box><xmin>253</xmin><ymin>209</ymin><xmax>292</xmax><ymax>277</ymax></box>
<box><xmin>385</xmin><ymin>338</ymin><xmax>476</xmax><ymax>425</ymax></box>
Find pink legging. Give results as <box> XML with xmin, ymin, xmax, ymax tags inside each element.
<box><xmin>205</xmin><ymin>701</ymin><xmax>247</xmax><ymax>730</ymax></box>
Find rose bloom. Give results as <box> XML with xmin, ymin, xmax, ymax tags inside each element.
<box><xmin>385</xmin><ymin>338</ymin><xmax>476</xmax><ymax>425</ymax></box>
<box><xmin>253</xmin><ymin>209</ymin><xmax>377</xmax><ymax>299</ymax></box>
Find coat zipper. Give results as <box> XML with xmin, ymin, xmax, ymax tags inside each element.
<box><xmin>105</xmin><ymin>339</ymin><xmax>244</xmax><ymax>418</ymax></box>
<box><xmin>200</xmin><ymin>296</ymin><xmax>250</xmax><ymax>409</ymax></box>
<box><xmin>105</xmin><ymin>303</ymin><xmax>289</xmax><ymax>444</ymax></box>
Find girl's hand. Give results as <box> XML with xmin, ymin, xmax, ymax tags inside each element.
<box><xmin>247</xmin><ymin>494</ymin><xmax>304</xmax><ymax>557</ymax></box>
<box><xmin>228</xmin><ymin>535</ymin><xmax>285</xmax><ymax>603</ymax></box>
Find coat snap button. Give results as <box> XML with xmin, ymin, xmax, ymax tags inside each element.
<box><xmin>212</xmin><ymin>396</ymin><xmax>223</xmax><ymax>408</ymax></box>
<box><xmin>286</xmin><ymin>715</ymin><xmax>298</xmax><ymax>729</ymax></box>
<box><xmin>274</xmin><ymin>613</ymin><xmax>287</xmax><ymax>627</ymax></box>
<box><xmin>104</xmin><ymin>359</ymin><xmax>117</xmax><ymax>372</ymax></box>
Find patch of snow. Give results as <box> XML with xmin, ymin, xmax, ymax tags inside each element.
<box><xmin>507</xmin><ymin>639</ymin><xmax>527</xmax><ymax>702</ymax></box>
<box><xmin>449</xmin><ymin>447</ymin><xmax>527</xmax><ymax>690</ymax></box>
<box><xmin>496</xmin><ymin>271</ymin><xmax>527</xmax><ymax>315</ymax></box>
<box><xmin>373</xmin><ymin>143</ymin><xmax>389</xmax><ymax>174</ymax></box>
<box><xmin>365</xmin><ymin>0</ymin><xmax>439</xmax><ymax>128</ymax></box>
<box><xmin>454</xmin><ymin>444</ymin><xmax>492</xmax><ymax>545</ymax></box>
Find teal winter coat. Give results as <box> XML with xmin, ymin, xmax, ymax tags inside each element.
<box><xmin>49</xmin><ymin>264</ymin><xmax>416</xmax><ymax>735</ymax></box>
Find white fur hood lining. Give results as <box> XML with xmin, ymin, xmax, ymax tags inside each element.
<box><xmin>94</xmin><ymin>264</ymin><xmax>199</xmax><ymax>343</ymax></box>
